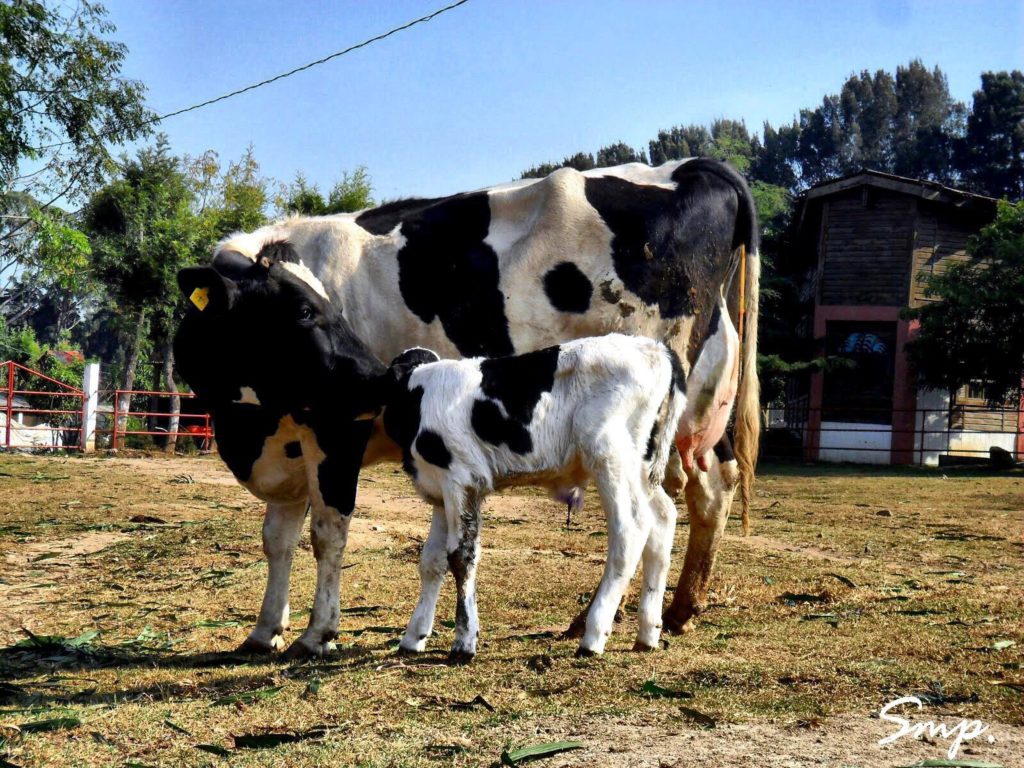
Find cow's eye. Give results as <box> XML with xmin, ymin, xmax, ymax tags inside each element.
<box><xmin>298</xmin><ymin>305</ymin><xmax>314</xmax><ymax>321</ymax></box>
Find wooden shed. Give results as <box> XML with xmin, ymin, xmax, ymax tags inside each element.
<box><xmin>786</xmin><ymin>170</ymin><xmax>1021</xmax><ymax>464</ymax></box>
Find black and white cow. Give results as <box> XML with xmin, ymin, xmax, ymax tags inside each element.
<box><xmin>384</xmin><ymin>333</ymin><xmax>687</xmax><ymax>660</ymax></box>
<box><xmin>174</xmin><ymin>158</ymin><xmax>760</xmax><ymax>658</ymax></box>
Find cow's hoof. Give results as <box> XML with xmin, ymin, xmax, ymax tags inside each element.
<box><xmin>237</xmin><ymin>635</ymin><xmax>284</xmax><ymax>655</ymax></box>
<box><xmin>574</xmin><ymin>646</ymin><xmax>598</xmax><ymax>659</ymax></box>
<box><xmin>662</xmin><ymin>611</ymin><xmax>698</xmax><ymax>636</ymax></box>
<box><xmin>282</xmin><ymin>639</ymin><xmax>336</xmax><ymax>660</ymax></box>
<box><xmin>632</xmin><ymin>640</ymin><xmax>658</xmax><ymax>652</ymax></box>
<box><xmin>397</xmin><ymin>643</ymin><xmax>423</xmax><ymax>657</ymax></box>
<box><xmin>447</xmin><ymin>648</ymin><xmax>475</xmax><ymax>665</ymax></box>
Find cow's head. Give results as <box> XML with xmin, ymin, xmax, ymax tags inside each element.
<box><xmin>174</xmin><ymin>244</ymin><xmax>385</xmax><ymax>421</ymax></box>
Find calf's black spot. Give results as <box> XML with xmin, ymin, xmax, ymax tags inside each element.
<box><xmin>471</xmin><ymin>399</ymin><xmax>533</xmax><ymax>454</ymax></box>
<box><xmin>284</xmin><ymin>441</ymin><xmax>302</xmax><ymax>459</ymax></box>
<box><xmin>415</xmin><ymin>430</ymin><xmax>452</xmax><ymax>468</ymax></box>
<box><xmin>644</xmin><ymin>421</ymin><xmax>660</xmax><ymax>462</ymax></box>
<box><xmin>393</xmin><ymin>193</ymin><xmax>514</xmax><ymax>357</ymax></box>
<box><xmin>383</xmin><ymin>384</ymin><xmax>426</xmax><ymax>477</ymax></box>
<box><xmin>543</xmin><ymin>262</ymin><xmax>592</xmax><ymax>314</ymax></box>
<box><xmin>478</xmin><ymin>346</ymin><xmax>560</xmax><ymax>423</ymax></box>
<box><xmin>666</xmin><ymin>348</ymin><xmax>686</xmax><ymax>392</ymax></box>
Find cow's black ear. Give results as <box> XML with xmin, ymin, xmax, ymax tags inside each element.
<box><xmin>212</xmin><ymin>249</ymin><xmax>256</xmax><ymax>279</ymax></box>
<box><xmin>177</xmin><ymin>266</ymin><xmax>238</xmax><ymax>314</ymax></box>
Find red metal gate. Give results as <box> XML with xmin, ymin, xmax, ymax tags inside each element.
<box><xmin>109</xmin><ymin>389</ymin><xmax>212</xmax><ymax>451</ymax></box>
<box><xmin>1</xmin><ymin>360</ymin><xmax>85</xmax><ymax>451</ymax></box>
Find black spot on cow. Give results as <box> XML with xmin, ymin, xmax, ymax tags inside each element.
<box><xmin>312</xmin><ymin>417</ymin><xmax>374</xmax><ymax>515</ymax></box>
<box><xmin>713</xmin><ymin>434</ymin><xmax>735</xmax><ymax>464</ymax></box>
<box><xmin>478</xmin><ymin>346</ymin><xmax>560</xmax><ymax>423</ymax></box>
<box><xmin>254</xmin><ymin>240</ymin><xmax>300</xmax><ymax>267</ymax></box>
<box><xmin>543</xmin><ymin>262</ymin><xmax>592</xmax><ymax>314</ymax></box>
<box><xmin>284</xmin><ymin>441</ymin><xmax>302</xmax><ymax>459</ymax></box>
<box><xmin>644</xmin><ymin>421</ymin><xmax>660</xmax><ymax>462</ymax></box>
<box><xmin>470</xmin><ymin>398</ymin><xmax>533</xmax><ymax>454</ymax></box>
<box><xmin>415</xmin><ymin>430</ymin><xmax>452</xmax><ymax>468</ymax></box>
<box><xmin>666</xmin><ymin>348</ymin><xmax>686</xmax><ymax>392</ymax></box>
<box><xmin>392</xmin><ymin>193</ymin><xmax>514</xmax><ymax>357</ymax></box>
<box><xmin>354</xmin><ymin>196</ymin><xmax>449</xmax><ymax>236</ymax></box>
<box><xmin>584</xmin><ymin>160</ymin><xmax>749</xmax><ymax>322</ymax></box>
<box><xmin>707</xmin><ymin>303</ymin><xmax>722</xmax><ymax>337</ymax></box>
<box><xmin>599</xmin><ymin>279</ymin><xmax>622</xmax><ymax>304</ymax></box>
<box><xmin>208</xmin><ymin>404</ymin><xmax>286</xmax><ymax>483</ymax></box>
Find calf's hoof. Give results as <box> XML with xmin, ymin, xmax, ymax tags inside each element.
<box><xmin>574</xmin><ymin>646</ymin><xmax>598</xmax><ymax>659</ymax></box>
<box><xmin>632</xmin><ymin>640</ymin><xmax>658</xmax><ymax>652</ymax></box>
<box><xmin>237</xmin><ymin>635</ymin><xmax>285</xmax><ymax>655</ymax></box>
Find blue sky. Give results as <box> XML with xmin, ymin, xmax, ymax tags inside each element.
<box><xmin>105</xmin><ymin>0</ymin><xmax>1023</xmax><ymax>202</ymax></box>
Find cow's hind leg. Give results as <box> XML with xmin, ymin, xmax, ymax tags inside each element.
<box><xmin>663</xmin><ymin>451</ymin><xmax>739</xmax><ymax>634</ymax></box>
<box><xmin>399</xmin><ymin>505</ymin><xmax>448</xmax><ymax>654</ymax></box>
<box><xmin>239</xmin><ymin>499</ymin><xmax>308</xmax><ymax>654</ymax></box>
<box><xmin>444</xmin><ymin>485</ymin><xmax>482</xmax><ymax>664</ymax></box>
<box><xmin>635</xmin><ymin>486</ymin><xmax>677</xmax><ymax>651</ymax></box>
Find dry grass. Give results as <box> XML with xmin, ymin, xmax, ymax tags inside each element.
<box><xmin>0</xmin><ymin>453</ymin><xmax>1021</xmax><ymax>767</ymax></box>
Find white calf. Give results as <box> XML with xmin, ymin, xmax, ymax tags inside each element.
<box><xmin>381</xmin><ymin>333</ymin><xmax>686</xmax><ymax>660</ymax></box>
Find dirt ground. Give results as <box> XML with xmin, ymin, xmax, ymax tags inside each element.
<box><xmin>0</xmin><ymin>452</ymin><xmax>1021</xmax><ymax>767</ymax></box>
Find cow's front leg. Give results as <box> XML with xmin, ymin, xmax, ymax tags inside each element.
<box><xmin>239</xmin><ymin>499</ymin><xmax>308</xmax><ymax>654</ymax></box>
<box><xmin>399</xmin><ymin>505</ymin><xmax>448</xmax><ymax>654</ymax></box>
<box><xmin>444</xmin><ymin>486</ymin><xmax>482</xmax><ymax>664</ymax></box>
<box><xmin>662</xmin><ymin>444</ymin><xmax>739</xmax><ymax>634</ymax></box>
<box><xmin>283</xmin><ymin>420</ymin><xmax>370</xmax><ymax>660</ymax></box>
<box><xmin>284</xmin><ymin>503</ymin><xmax>352</xmax><ymax>658</ymax></box>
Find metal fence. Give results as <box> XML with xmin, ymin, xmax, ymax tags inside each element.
<box><xmin>764</xmin><ymin>403</ymin><xmax>1023</xmax><ymax>465</ymax></box>
<box><xmin>1</xmin><ymin>360</ymin><xmax>86</xmax><ymax>451</ymax></box>
<box><xmin>106</xmin><ymin>388</ymin><xmax>212</xmax><ymax>451</ymax></box>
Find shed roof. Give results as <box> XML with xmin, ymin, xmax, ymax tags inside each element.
<box><xmin>804</xmin><ymin>169</ymin><xmax>999</xmax><ymax>212</ymax></box>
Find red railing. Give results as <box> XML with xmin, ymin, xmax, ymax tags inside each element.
<box><xmin>109</xmin><ymin>389</ymin><xmax>212</xmax><ymax>451</ymax></box>
<box><xmin>1</xmin><ymin>360</ymin><xmax>85</xmax><ymax>451</ymax></box>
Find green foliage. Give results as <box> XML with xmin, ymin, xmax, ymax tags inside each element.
<box><xmin>214</xmin><ymin>145</ymin><xmax>268</xmax><ymax>237</ymax></box>
<box><xmin>904</xmin><ymin>200</ymin><xmax>1024</xmax><ymax>404</ymax></box>
<box><xmin>0</xmin><ymin>0</ymin><xmax>151</xmax><ymax>204</ymax></box>
<box><xmin>28</xmin><ymin>208</ymin><xmax>92</xmax><ymax>292</ymax></box>
<box><xmin>0</xmin><ymin>315</ymin><xmax>41</xmax><ymax>364</ymax></box>
<box><xmin>279</xmin><ymin>167</ymin><xmax>374</xmax><ymax>215</ymax></box>
<box><xmin>960</xmin><ymin>70</ymin><xmax>1024</xmax><ymax>199</ymax></box>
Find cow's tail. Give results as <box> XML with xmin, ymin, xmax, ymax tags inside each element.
<box><xmin>732</xmin><ymin>179</ymin><xmax>761</xmax><ymax>536</ymax></box>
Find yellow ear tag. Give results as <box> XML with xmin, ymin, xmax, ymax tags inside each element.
<box><xmin>190</xmin><ymin>287</ymin><xmax>210</xmax><ymax>311</ymax></box>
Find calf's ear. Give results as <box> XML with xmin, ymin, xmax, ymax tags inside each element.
<box><xmin>177</xmin><ymin>266</ymin><xmax>238</xmax><ymax>314</ymax></box>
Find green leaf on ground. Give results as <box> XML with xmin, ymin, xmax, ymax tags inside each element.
<box><xmin>639</xmin><ymin>680</ymin><xmax>693</xmax><ymax>699</ymax></box>
<box><xmin>501</xmin><ymin>741</ymin><xmax>584</xmax><ymax>765</ymax></box>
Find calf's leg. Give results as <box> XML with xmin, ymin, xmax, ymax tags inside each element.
<box><xmin>635</xmin><ymin>486</ymin><xmax>677</xmax><ymax>651</ymax></box>
<box><xmin>399</xmin><ymin>505</ymin><xmax>448</xmax><ymax>653</ymax></box>
<box><xmin>579</xmin><ymin>469</ymin><xmax>650</xmax><ymax>656</ymax></box>
<box><xmin>662</xmin><ymin>450</ymin><xmax>739</xmax><ymax>634</ymax></box>
<box><xmin>240</xmin><ymin>499</ymin><xmax>308</xmax><ymax>654</ymax></box>
<box><xmin>444</xmin><ymin>485</ymin><xmax>482</xmax><ymax>664</ymax></box>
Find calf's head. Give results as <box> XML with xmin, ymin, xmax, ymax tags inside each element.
<box><xmin>174</xmin><ymin>244</ymin><xmax>385</xmax><ymax>420</ymax></box>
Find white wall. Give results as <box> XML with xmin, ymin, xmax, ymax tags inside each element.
<box><xmin>914</xmin><ymin>388</ymin><xmax>950</xmax><ymax>467</ymax></box>
<box><xmin>817</xmin><ymin>421</ymin><xmax>891</xmax><ymax>464</ymax></box>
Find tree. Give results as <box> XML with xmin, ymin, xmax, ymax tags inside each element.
<box><xmin>959</xmin><ymin>71</ymin><xmax>1024</xmax><ymax>200</ymax></box>
<box><xmin>81</xmin><ymin>138</ymin><xmax>206</xmax><ymax>434</ymax></box>
<box><xmin>278</xmin><ymin>167</ymin><xmax>374</xmax><ymax>215</ymax></box>
<box><xmin>595</xmin><ymin>141</ymin><xmax>646</xmax><ymax>167</ymax></box>
<box><xmin>1</xmin><ymin>0</ymin><xmax>151</xmax><ymax>224</ymax></box>
<box><xmin>904</xmin><ymin>200</ymin><xmax>1024</xmax><ymax>404</ymax></box>
<box><xmin>214</xmin><ymin>145</ymin><xmax>268</xmax><ymax>237</ymax></box>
